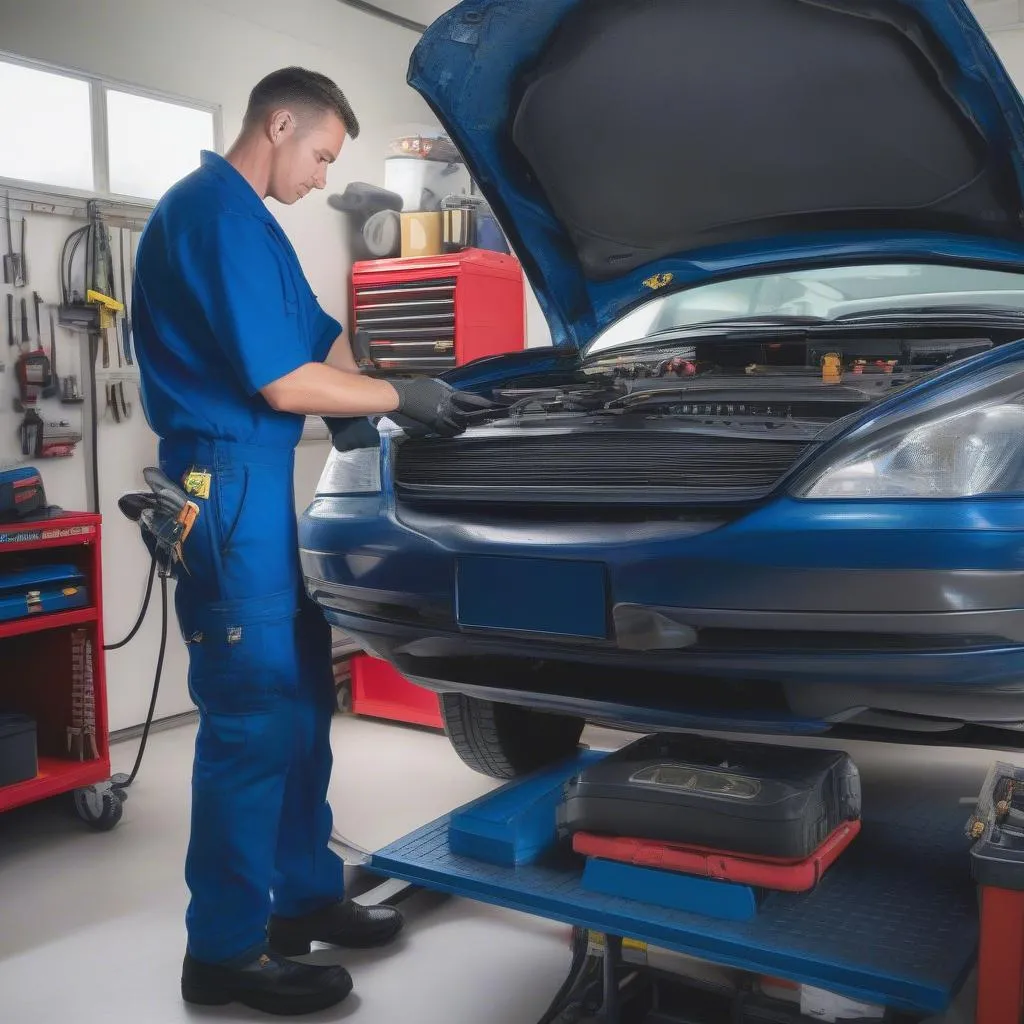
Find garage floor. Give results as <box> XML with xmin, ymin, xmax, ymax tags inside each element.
<box><xmin>0</xmin><ymin>714</ymin><xmax>1012</xmax><ymax>1023</ymax></box>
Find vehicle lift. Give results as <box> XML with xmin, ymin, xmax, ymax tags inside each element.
<box><xmin>115</xmin><ymin>470</ymin><xmax>1024</xmax><ymax>1024</ymax></box>
<box><xmin>342</xmin><ymin>739</ymin><xmax>1024</xmax><ymax>1024</ymax></box>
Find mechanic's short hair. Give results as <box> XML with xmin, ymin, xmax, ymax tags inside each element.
<box><xmin>244</xmin><ymin>67</ymin><xmax>360</xmax><ymax>139</ymax></box>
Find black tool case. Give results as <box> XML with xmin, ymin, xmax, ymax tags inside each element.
<box><xmin>0</xmin><ymin>714</ymin><xmax>38</xmax><ymax>787</ymax></box>
<box><xmin>968</xmin><ymin>760</ymin><xmax>1024</xmax><ymax>890</ymax></box>
<box><xmin>559</xmin><ymin>733</ymin><xmax>861</xmax><ymax>860</ymax></box>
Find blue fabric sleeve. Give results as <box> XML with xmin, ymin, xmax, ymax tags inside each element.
<box><xmin>312</xmin><ymin>303</ymin><xmax>342</xmax><ymax>364</ymax></box>
<box><xmin>179</xmin><ymin>213</ymin><xmax>312</xmax><ymax>396</ymax></box>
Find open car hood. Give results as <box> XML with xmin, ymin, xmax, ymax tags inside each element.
<box><xmin>408</xmin><ymin>0</ymin><xmax>1024</xmax><ymax>349</ymax></box>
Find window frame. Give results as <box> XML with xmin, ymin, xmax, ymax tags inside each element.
<box><xmin>0</xmin><ymin>48</ymin><xmax>224</xmax><ymax>208</ymax></box>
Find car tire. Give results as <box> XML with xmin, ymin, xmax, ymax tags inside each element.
<box><xmin>440</xmin><ymin>693</ymin><xmax>585</xmax><ymax>780</ymax></box>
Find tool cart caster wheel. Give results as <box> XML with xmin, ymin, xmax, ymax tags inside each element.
<box><xmin>73</xmin><ymin>783</ymin><xmax>124</xmax><ymax>831</ymax></box>
<box><xmin>336</xmin><ymin>678</ymin><xmax>352</xmax><ymax>715</ymax></box>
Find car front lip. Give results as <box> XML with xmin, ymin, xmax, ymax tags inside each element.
<box><xmin>299</xmin><ymin>493</ymin><xmax>1024</xmax><ymax>700</ymax></box>
<box><xmin>297</xmin><ymin>590</ymin><xmax>1024</xmax><ymax>737</ymax></box>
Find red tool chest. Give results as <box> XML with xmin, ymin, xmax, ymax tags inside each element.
<box><xmin>351</xmin><ymin>248</ymin><xmax>525</xmax><ymax>377</ymax></box>
<box><xmin>0</xmin><ymin>512</ymin><xmax>114</xmax><ymax>820</ymax></box>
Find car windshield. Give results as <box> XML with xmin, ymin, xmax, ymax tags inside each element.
<box><xmin>586</xmin><ymin>263</ymin><xmax>1024</xmax><ymax>355</ymax></box>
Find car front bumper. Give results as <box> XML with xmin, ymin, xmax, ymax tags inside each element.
<box><xmin>298</xmin><ymin>492</ymin><xmax>1024</xmax><ymax>733</ymax></box>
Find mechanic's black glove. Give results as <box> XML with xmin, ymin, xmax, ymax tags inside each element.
<box><xmin>323</xmin><ymin>416</ymin><xmax>380</xmax><ymax>452</ymax></box>
<box><xmin>390</xmin><ymin>378</ymin><xmax>496</xmax><ymax>438</ymax></box>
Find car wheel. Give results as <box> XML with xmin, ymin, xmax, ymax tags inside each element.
<box><xmin>440</xmin><ymin>693</ymin><xmax>585</xmax><ymax>780</ymax></box>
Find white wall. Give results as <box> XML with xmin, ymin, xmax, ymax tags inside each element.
<box><xmin>991</xmin><ymin>23</ymin><xmax>1024</xmax><ymax>74</ymax></box>
<box><xmin>0</xmin><ymin>0</ymin><xmax>434</xmax><ymax>730</ymax></box>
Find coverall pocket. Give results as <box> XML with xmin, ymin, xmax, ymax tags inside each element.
<box><xmin>186</xmin><ymin>608</ymin><xmax>301</xmax><ymax>716</ymax></box>
<box><xmin>213</xmin><ymin>458</ymin><xmax>299</xmax><ymax>599</ymax></box>
<box><xmin>214</xmin><ymin>464</ymin><xmax>250</xmax><ymax>556</ymax></box>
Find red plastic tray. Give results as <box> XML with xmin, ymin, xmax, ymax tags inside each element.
<box><xmin>350</xmin><ymin>654</ymin><xmax>443</xmax><ymax>730</ymax></box>
<box><xmin>572</xmin><ymin>819</ymin><xmax>861</xmax><ymax>893</ymax></box>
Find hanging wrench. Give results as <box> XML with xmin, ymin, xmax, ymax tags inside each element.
<box><xmin>3</xmin><ymin>191</ymin><xmax>23</xmax><ymax>286</ymax></box>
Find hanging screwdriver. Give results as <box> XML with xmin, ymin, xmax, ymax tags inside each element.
<box><xmin>19</xmin><ymin>216</ymin><xmax>27</xmax><ymax>287</ymax></box>
<box><xmin>3</xmin><ymin>191</ymin><xmax>24</xmax><ymax>286</ymax></box>
<box><xmin>119</xmin><ymin>227</ymin><xmax>133</xmax><ymax>366</ymax></box>
<box><xmin>20</xmin><ymin>297</ymin><xmax>29</xmax><ymax>352</ymax></box>
<box><xmin>49</xmin><ymin>309</ymin><xmax>56</xmax><ymax>369</ymax></box>
<box><xmin>6</xmin><ymin>294</ymin><xmax>13</xmax><ymax>349</ymax></box>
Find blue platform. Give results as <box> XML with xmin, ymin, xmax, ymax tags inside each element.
<box><xmin>371</xmin><ymin>753</ymin><xmax>979</xmax><ymax>1016</ymax></box>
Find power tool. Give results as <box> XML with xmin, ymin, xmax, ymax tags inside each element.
<box><xmin>15</xmin><ymin>348</ymin><xmax>54</xmax><ymax>407</ymax></box>
<box><xmin>18</xmin><ymin>410</ymin><xmax>82</xmax><ymax>459</ymax></box>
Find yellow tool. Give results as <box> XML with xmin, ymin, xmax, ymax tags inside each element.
<box><xmin>183</xmin><ymin>468</ymin><xmax>212</xmax><ymax>500</ymax></box>
<box><xmin>821</xmin><ymin>352</ymin><xmax>842</xmax><ymax>384</ymax></box>
<box><xmin>177</xmin><ymin>500</ymin><xmax>200</xmax><ymax>545</ymax></box>
<box><xmin>86</xmin><ymin>290</ymin><xmax>124</xmax><ymax>368</ymax></box>
<box><xmin>173</xmin><ymin>500</ymin><xmax>200</xmax><ymax>573</ymax></box>
<box><xmin>86</xmin><ymin>290</ymin><xmax>124</xmax><ymax>329</ymax></box>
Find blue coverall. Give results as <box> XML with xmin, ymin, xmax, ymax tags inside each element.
<box><xmin>132</xmin><ymin>150</ymin><xmax>347</xmax><ymax>964</ymax></box>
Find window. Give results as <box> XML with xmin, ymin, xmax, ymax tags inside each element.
<box><xmin>0</xmin><ymin>52</ymin><xmax>219</xmax><ymax>203</ymax></box>
<box><xmin>106</xmin><ymin>90</ymin><xmax>216</xmax><ymax>200</ymax></box>
<box><xmin>0</xmin><ymin>61</ymin><xmax>94</xmax><ymax>191</ymax></box>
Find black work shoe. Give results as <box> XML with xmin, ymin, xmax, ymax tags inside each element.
<box><xmin>181</xmin><ymin>950</ymin><xmax>353</xmax><ymax>1016</ymax></box>
<box><xmin>269</xmin><ymin>899</ymin><xmax>405</xmax><ymax>957</ymax></box>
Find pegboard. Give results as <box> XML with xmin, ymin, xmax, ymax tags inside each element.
<box><xmin>0</xmin><ymin>203</ymin><xmax>143</xmax><ymax>513</ymax></box>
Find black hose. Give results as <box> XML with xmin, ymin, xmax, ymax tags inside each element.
<box><xmin>60</xmin><ymin>225</ymin><xmax>89</xmax><ymax>304</ymax></box>
<box><xmin>105</xmin><ymin>554</ymin><xmax>157</xmax><ymax>651</ymax></box>
<box><xmin>536</xmin><ymin>926</ymin><xmax>594</xmax><ymax>1024</ymax></box>
<box><xmin>84</xmin><ymin>223</ymin><xmax>93</xmax><ymax>302</ymax></box>
<box><xmin>112</xmin><ymin>571</ymin><xmax>168</xmax><ymax>791</ymax></box>
<box><xmin>87</xmin><ymin>332</ymin><xmax>100</xmax><ymax>514</ymax></box>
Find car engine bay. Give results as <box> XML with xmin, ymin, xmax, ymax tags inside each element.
<box><xmin>474</xmin><ymin>324</ymin><xmax>1003</xmax><ymax>439</ymax></box>
<box><xmin>387</xmin><ymin>323</ymin><xmax>1024</xmax><ymax>507</ymax></box>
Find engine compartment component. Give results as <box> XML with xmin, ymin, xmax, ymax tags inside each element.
<box><xmin>478</xmin><ymin>326</ymin><xmax>1002</xmax><ymax>431</ymax></box>
<box><xmin>393</xmin><ymin>429</ymin><xmax>814</xmax><ymax>504</ymax></box>
<box><xmin>390</xmin><ymin>323</ymin><xmax>1020</xmax><ymax>509</ymax></box>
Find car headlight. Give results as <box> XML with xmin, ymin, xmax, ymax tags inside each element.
<box><xmin>795</xmin><ymin>361</ymin><xmax>1024</xmax><ymax>499</ymax></box>
<box><xmin>315</xmin><ymin>446</ymin><xmax>381</xmax><ymax>496</ymax></box>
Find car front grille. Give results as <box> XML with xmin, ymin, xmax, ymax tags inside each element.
<box><xmin>393</xmin><ymin>430</ymin><xmax>813</xmax><ymax>503</ymax></box>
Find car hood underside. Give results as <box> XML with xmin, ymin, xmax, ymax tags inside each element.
<box><xmin>408</xmin><ymin>0</ymin><xmax>1024</xmax><ymax>348</ymax></box>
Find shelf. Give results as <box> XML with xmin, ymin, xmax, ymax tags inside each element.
<box><xmin>0</xmin><ymin>756</ymin><xmax>110</xmax><ymax>814</ymax></box>
<box><xmin>0</xmin><ymin>607</ymin><xmax>98</xmax><ymax>642</ymax></box>
<box><xmin>0</xmin><ymin>518</ymin><xmax>98</xmax><ymax>553</ymax></box>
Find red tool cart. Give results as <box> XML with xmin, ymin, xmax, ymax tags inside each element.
<box><xmin>0</xmin><ymin>511</ymin><xmax>122</xmax><ymax>830</ymax></box>
<box><xmin>346</xmin><ymin>248</ymin><xmax>525</xmax><ymax>729</ymax></box>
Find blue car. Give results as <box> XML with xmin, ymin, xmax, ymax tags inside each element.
<box><xmin>301</xmin><ymin>0</ymin><xmax>1024</xmax><ymax>778</ymax></box>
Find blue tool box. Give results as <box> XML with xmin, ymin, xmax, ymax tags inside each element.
<box><xmin>0</xmin><ymin>564</ymin><xmax>89</xmax><ymax>623</ymax></box>
<box><xmin>0</xmin><ymin>467</ymin><xmax>47</xmax><ymax>522</ymax></box>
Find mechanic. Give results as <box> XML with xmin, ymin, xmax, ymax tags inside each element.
<box><xmin>131</xmin><ymin>67</ymin><xmax>492</xmax><ymax>1016</ymax></box>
